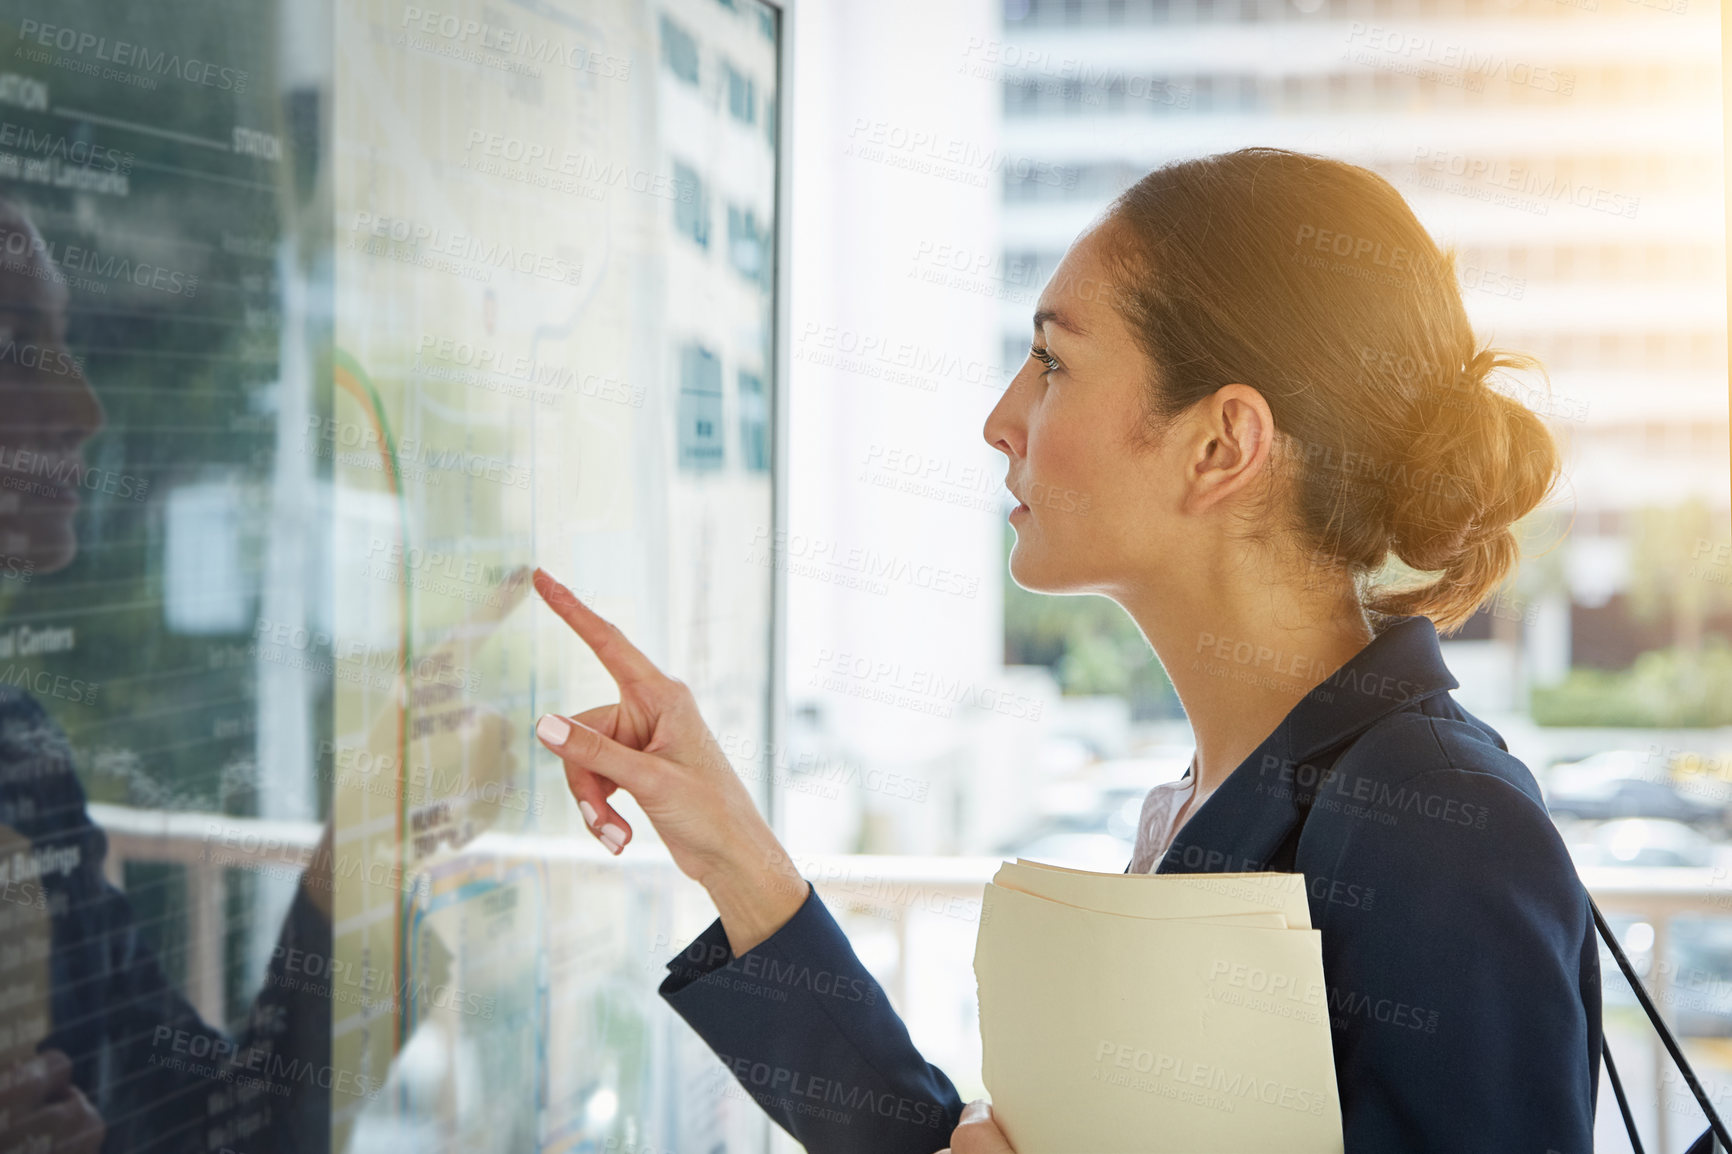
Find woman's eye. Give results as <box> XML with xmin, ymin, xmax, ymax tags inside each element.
<box><xmin>1031</xmin><ymin>346</ymin><xmax>1059</xmax><ymax>373</ymax></box>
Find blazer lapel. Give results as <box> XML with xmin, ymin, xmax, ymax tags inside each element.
<box><xmin>1153</xmin><ymin>615</ymin><xmax>1460</xmax><ymax>876</ymax></box>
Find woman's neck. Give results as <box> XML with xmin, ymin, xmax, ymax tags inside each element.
<box><xmin>1118</xmin><ymin>580</ymin><xmax>1376</xmax><ymax>801</ymax></box>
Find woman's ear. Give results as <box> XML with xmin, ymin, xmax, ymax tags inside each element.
<box><xmin>1181</xmin><ymin>383</ymin><xmax>1274</xmax><ymax>514</ymax></box>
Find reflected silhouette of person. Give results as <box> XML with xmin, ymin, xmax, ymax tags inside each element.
<box><xmin>0</xmin><ymin>194</ymin><xmax>334</xmax><ymax>1154</ymax></box>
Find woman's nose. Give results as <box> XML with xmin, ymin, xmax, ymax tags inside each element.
<box><xmin>69</xmin><ymin>365</ymin><xmax>105</xmax><ymax>444</ymax></box>
<box><xmin>983</xmin><ymin>363</ymin><xmax>1032</xmax><ymax>459</ymax></box>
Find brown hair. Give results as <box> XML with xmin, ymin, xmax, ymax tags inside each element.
<box><xmin>1099</xmin><ymin>147</ymin><xmax>1562</xmax><ymax>635</ymax></box>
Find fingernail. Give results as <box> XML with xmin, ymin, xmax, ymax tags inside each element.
<box><xmin>536</xmin><ymin>714</ymin><xmax>570</xmax><ymax>746</ymax></box>
<box><xmin>599</xmin><ymin>823</ymin><xmax>626</xmax><ymax>854</ymax></box>
<box><xmin>579</xmin><ymin>800</ymin><xmax>598</xmax><ymax>827</ymax></box>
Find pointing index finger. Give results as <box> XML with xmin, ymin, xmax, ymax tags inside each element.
<box><xmin>532</xmin><ymin>567</ymin><xmax>664</xmax><ymax>687</ymax></box>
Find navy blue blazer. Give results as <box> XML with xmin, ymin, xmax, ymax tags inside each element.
<box><xmin>0</xmin><ymin>687</ymin><xmax>333</xmax><ymax>1154</ymax></box>
<box><xmin>659</xmin><ymin>615</ymin><xmax>1602</xmax><ymax>1153</ymax></box>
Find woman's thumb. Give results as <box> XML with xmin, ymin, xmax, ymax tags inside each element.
<box><xmin>535</xmin><ymin>713</ymin><xmax>651</xmax><ymax>791</ymax></box>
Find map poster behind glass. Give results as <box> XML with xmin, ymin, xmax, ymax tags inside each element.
<box><xmin>329</xmin><ymin>0</ymin><xmax>781</xmax><ymax>1150</ymax></box>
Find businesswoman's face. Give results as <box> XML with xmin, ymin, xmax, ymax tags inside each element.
<box><xmin>982</xmin><ymin>220</ymin><xmax>1182</xmax><ymax>598</ymax></box>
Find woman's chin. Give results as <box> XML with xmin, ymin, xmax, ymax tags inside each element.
<box><xmin>1</xmin><ymin>520</ymin><xmax>78</xmax><ymax>575</ymax></box>
<box><xmin>1007</xmin><ymin>547</ymin><xmax>1077</xmax><ymax>595</ymax></box>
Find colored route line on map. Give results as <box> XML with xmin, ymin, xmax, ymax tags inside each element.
<box><xmin>407</xmin><ymin>857</ymin><xmax>552</xmax><ymax>1132</ymax></box>
<box><xmin>333</xmin><ymin>347</ymin><xmax>415</xmax><ymax>1054</ymax></box>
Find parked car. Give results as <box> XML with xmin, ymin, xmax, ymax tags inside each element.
<box><xmin>1663</xmin><ymin>748</ymin><xmax>1732</xmax><ymax>808</ymax></box>
<box><xmin>1543</xmin><ymin>751</ymin><xmax>1728</xmax><ymax>830</ymax></box>
<box><xmin>1004</xmin><ymin>756</ymin><xmax>1188</xmax><ymax>871</ymax></box>
<box><xmin>1598</xmin><ymin>915</ymin><xmax>1732</xmax><ymax>1037</ymax></box>
<box><xmin>1660</xmin><ymin>917</ymin><xmax>1732</xmax><ymax>1037</ymax></box>
<box><xmin>1563</xmin><ymin>818</ymin><xmax>1717</xmax><ymax>869</ymax></box>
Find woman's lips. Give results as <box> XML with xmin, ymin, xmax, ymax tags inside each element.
<box><xmin>0</xmin><ymin>460</ymin><xmax>82</xmax><ymax>505</ymax></box>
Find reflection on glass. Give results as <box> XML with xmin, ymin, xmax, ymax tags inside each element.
<box><xmin>0</xmin><ymin>0</ymin><xmax>782</xmax><ymax>1149</ymax></box>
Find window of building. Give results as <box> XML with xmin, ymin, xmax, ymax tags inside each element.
<box><xmin>673</xmin><ymin>160</ymin><xmax>710</xmax><ymax>249</ymax></box>
<box><xmin>659</xmin><ymin>13</ymin><xmax>700</xmax><ymax>85</ymax></box>
<box><xmin>727</xmin><ymin>202</ymin><xmax>770</xmax><ymax>287</ymax></box>
<box><xmin>1004</xmin><ymin>76</ymin><xmax>1040</xmax><ymax>117</ymax></box>
<box><xmin>725</xmin><ymin>59</ymin><xmax>757</xmax><ymax>125</ymax></box>
<box><xmin>738</xmin><ymin>370</ymin><xmax>769</xmax><ymax>472</ymax></box>
<box><xmin>678</xmin><ymin>343</ymin><xmax>725</xmax><ymax>472</ymax></box>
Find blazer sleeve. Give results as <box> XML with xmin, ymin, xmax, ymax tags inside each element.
<box><xmin>1307</xmin><ymin>757</ymin><xmax>1598</xmax><ymax>1154</ymax></box>
<box><xmin>658</xmin><ymin>881</ymin><xmax>965</xmax><ymax>1154</ymax></box>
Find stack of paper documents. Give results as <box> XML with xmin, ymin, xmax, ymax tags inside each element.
<box><xmin>973</xmin><ymin>859</ymin><xmax>1344</xmax><ymax>1153</ymax></box>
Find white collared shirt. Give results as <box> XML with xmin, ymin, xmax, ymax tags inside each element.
<box><xmin>1127</xmin><ymin>760</ymin><xmax>1198</xmax><ymax>874</ymax></box>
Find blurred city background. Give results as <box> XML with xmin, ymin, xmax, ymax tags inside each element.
<box><xmin>769</xmin><ymin>0</ymin><xmax>1731</xmax><ymax>1150</ymax></box>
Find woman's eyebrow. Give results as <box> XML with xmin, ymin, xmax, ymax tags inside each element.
<box><xmin>1032</xmin><ymin>307</ymin><xmax>1088</xmax><ymax>337</ymax></box>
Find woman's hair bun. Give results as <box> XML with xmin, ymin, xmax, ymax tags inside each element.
<box><xmin>1373</xmin><ymin>346</ymin><xmax>1561</xmax><ymax>631</ymax></box>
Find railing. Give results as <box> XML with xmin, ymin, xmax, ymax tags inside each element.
<box><xmin>91</xmin><ymin>803</ymin><xmax>1727</xmax><ymax>1151</ymax></box>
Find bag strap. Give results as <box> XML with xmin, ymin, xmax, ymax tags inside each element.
<box><xmin>1244</xmin><ymin>727</ymin><xmax>1726</xmax><ymax>1148</ymax></box>
<box><xmin>1591</xmin><ymin>896</ymin><xmax>1732</xmax><ymax>1151</ymax></box>
<box><xmin>1601</xmin><ymin>1031</ymin><xmax>1647</xmax><ymax>1154</ymax></box>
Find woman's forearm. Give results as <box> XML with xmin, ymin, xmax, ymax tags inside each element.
<box><xmin>659</xmin><ymin>864</ymin><xmax>967</xmax><ymax>1154</ymax></box>
<box><xmin>703</xmin><ymin>840</ymin><xmax>811</xmax><ymax>956</ymax></box>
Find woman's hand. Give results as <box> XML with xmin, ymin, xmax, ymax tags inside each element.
<box><xmin>530</xmin><ymin>568</ymin><xmax>808</xmax><ymax>954</ymax></box>
<box><xmin>940</xmin><ymin>1099</ymin><xmax>1016</xmax><ymax>1154</ymax></box>
<box><xmin>0</xmin><ymin>1050</ymin><xmax>104</xmax><ymax>1154</ymax></box>
<box><xmin>302</xmin><ymin>568</ymin><xmax>528</xmax><ymax>921</ymax></box>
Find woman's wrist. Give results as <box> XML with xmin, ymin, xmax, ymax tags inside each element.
<box><xmin>702</xmin><ymin>842</ymin><xmax>810</xmax><ymax>956</ymax></box>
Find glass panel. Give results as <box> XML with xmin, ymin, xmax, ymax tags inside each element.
<box><xmin>0</xmin><ymin>0</ymin><xmax>783</xmax><ymax>1151</ymax></box>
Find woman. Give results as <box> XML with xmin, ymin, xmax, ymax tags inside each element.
<box><xmin>531</xmin><ymin>148</ymin><xmax>1597</xmax><ymax>1153</ymax></box>
<box><xmin>0</xmin><ymin>194</ymin><xmax>336</xmax><ymax>1154</ymax></box>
